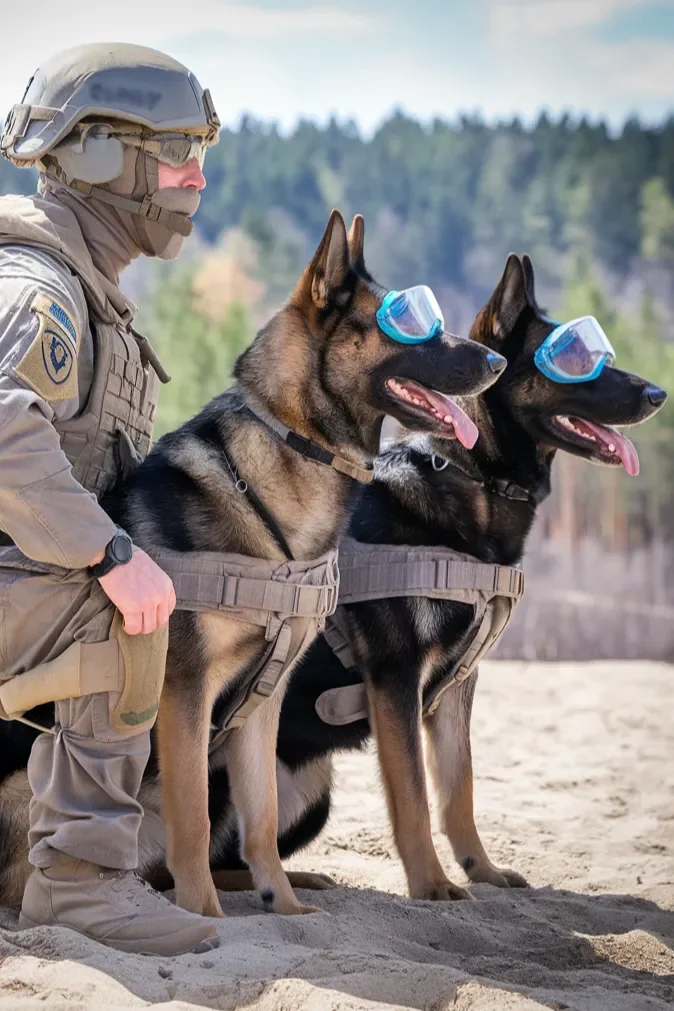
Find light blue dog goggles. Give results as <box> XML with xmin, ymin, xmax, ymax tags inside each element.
<box><xmin>534</xmin><ymin>316</ymin><xmax>616</xmax><ymax>384</ymax></box>
<box><xmin>376</xmin><ymin>285</ymin><xmax>444</xmax><ymax>344</ymax></box>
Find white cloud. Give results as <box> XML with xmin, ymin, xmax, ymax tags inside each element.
<box><xmin>0</xmin><ymin>2</ymin><xmax>373</xmax><ymax>119</ymax></box>
<box><xmin>0</xmin><ymin>0</ymin><xmax>669</xmax><ymax>134</ymax></box>
<box><xmin>482</xmin><ymin>0</ymin><xmax>673</xmax><ymax>122</ymax></box>
<box><xmin>489</xmin><ymin>0</ymin><xmax>660</xmax><ymax>39</ymax></box>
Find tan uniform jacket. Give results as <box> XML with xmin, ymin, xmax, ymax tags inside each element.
<box><xmin>0</xmin><ymin>241</ymin><xmax>117</xmax><ymax>568</ymax></box>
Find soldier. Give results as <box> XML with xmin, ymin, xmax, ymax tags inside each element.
<box><xmin>0</xmin><ymin>43</ymin><xmax>221</xmax><ymax>955</ymax></box>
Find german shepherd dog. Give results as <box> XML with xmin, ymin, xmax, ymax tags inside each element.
<box><xmin>0</xmin><ymin>211</ymin><xmax>502</xmax><ymax>917</ymax></box>
<box><xmin>194</xmin><ymin>251</ymin><xmax>666</xmax><ymax>902</ymax></box>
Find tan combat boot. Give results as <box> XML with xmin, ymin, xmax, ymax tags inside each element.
<box><xmin>19</xmin><ymin>859</ymin><xmax>220</xmax><ymax>956</ymax></box>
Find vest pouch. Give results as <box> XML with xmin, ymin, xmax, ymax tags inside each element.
<box><xmin>115</xmin><ymin>427</ymin><xmax>144</xmax><ymax>480</ymax></box>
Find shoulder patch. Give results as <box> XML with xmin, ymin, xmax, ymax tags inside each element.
<box><xmin>13</xmin><ymin>291</ymin><xmax>81</xmax><ymax>402</ymax></box>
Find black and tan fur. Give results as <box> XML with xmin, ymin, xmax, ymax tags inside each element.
<box><xmin>0</xmin><ymin>211</ymin><xmax>501</xmax><ymax>915</ymax></box>
<box><xmin>200</xmin><ymin>252</ymin><xmax>666</xmax><ymax>901</ymax></box>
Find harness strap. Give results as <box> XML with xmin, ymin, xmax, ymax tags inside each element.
<box><xmin>315</xmin><ymin>539</ymin><xmax>524</xmax><ymax>727</ymax></box>
<box><xmin>244</xmin><ymin>393</ymin><xmax>374</xmax><ymax>485</ymax></box>
<box><xmin>241</xmin><ymin>476</ymin><xmax>295</xmax><ymax>562</ymax></box>
<box><xmin>150</xmin><ymin>547</ymin><xmax>339</xmax><ymax>622</ymax></box>
<box><xmin>0</xmin><ymin>545</ymin><xmax>339</xmax><ymax>736</ymax></box>
<box><xmin>209</xmin><ymin>618</ymin><xmax>294</xmax><ymax>751</ymax></box>
<box><xmin>336</xmin><ymin>537</ymin><xmax>524</xmax><ymax>605</ymax></box>
<box><xmin>321</xmin><ymin>607</ymin><xmax>357</xmax><ymax>669</ymax></box>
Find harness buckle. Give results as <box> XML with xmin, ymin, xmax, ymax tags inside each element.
<box><xmin>265</xmin><ymin>612</ymin><xmax>282</xmax><ymax>642</ymax></box>
<box><xmin>2</xmin><ymin>104</ymin><xmax>31</xmax><ymax>148</ymax></box>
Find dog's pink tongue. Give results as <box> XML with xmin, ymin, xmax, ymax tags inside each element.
<box><xmin>426</xmin><ymin>391</ymin><xmax>479</xmax><ymax>448</ymax></box>
<box><xmin>582</xmin><ymin>420</ymin><xmax>640</xmax><ymax>476</ymax></box>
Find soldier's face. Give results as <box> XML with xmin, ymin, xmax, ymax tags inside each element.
<box><xmin>157</xmin><ymin>157</ymin><xmax>206</xmax><ymax>191</ymax></box>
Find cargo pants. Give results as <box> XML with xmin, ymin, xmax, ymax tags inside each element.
<box><xmin>0</xmin><ymin>564</ymin><xmax>166</xmax><ymax>870</ymax></box>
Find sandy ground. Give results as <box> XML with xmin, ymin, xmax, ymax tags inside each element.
<box><xmin>0</xmin><ymin>659</ymin><xmax>672</xmax><ymax>1011</ymax></box>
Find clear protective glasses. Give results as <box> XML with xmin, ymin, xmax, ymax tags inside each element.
<box><xmin>534</xmin><ymin>316</ymin><xmax>616</xmax><ymax>384</ymax></box>
<box><xmin>120</xmin><ymin>132</ymin><xmax>210</xmax><ymax>168</ymax></box>
<box><xmin>376</xmin><ymin>285</ymin><xmax>444</xmax><ymax>344</ymax></box>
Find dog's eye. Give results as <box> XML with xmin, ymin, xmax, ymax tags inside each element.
<box><xmin>553</xmin><ymin>335</ymin><xmax>598</xmax><ymax>377</ymax></box>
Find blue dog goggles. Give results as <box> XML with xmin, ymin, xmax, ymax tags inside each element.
<box><xmin>534</xmin><ymin>316</ymin><xmax>616</xmax><ymax>384</ymax></box>
<box><xmin>377</xmin><ymin>285</ymin><xmax>444</xmax><ymax>344</ymax></box>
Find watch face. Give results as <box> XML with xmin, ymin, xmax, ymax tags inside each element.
<box><xmin>111</xmin><ymin>533</ymin><xmax>133</xmax><ymax>564</ymax></box>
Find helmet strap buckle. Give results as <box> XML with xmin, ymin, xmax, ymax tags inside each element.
<box><xmin>138</xmin><ymin>195</ymin><xmax>161</xmax><ymax>222</ymax></box>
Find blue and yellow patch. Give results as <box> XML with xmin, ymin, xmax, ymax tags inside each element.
<box><xmin>42</xmin><ymin>328</ymin><xmax>74</xmax><ymax>385</ymax></box>
<box><xmin>14</xmin><ymin>292</ymin><xmax>81</xmax><ymax>402</ymax></box>
<box><xmin>47</xmin><ymin>300</ymin><xmax>78</xmax><ymax>346</ymax></box>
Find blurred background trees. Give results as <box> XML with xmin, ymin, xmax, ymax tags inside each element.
<box><xmin>4</xmin><ymin>110</ymin><xmax>673</xmax><ymax>657</ymax></box>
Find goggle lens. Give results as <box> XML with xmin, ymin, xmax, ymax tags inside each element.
<box><xmin>155</xmin><ymin>136</ymin><xmax>208</xmax><ymax>168</ymax></box>
<box><xmin>377</xmin><ymin>285</ymin><xmax>444</xmax><ymax>344</ymax></box>
<box><xmin>535</xmin><ymin>316</ymin><xmax>615</xmax><ymax>383</ymax></box>
<box><xmin>120</xmin><ymin>133</ymin><xmax>209</xmax><ymax>168</ymax></box>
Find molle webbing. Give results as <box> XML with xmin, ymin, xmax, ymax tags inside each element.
<box><xmin>316</xmin><ymin>538</ymin><xmax>524</xmax><ymax>726</ymax></box>
<box><xmin>336</xmin><ymin>538</ymin><xmax>523</xmax><ymax>605</ymax></box>
<box><xmin>0</xmin><ymin>208</ymin><xmax>167</xmax><ymax>497</ymax></box>
<box><xmin>150</xmin><ymin>547</ymin><xmax>339</xmax><ymax>624</ymax></box>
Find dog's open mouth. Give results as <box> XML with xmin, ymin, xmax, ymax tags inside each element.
<box><xmin>551</xmin><ymin>415</ymin><xmax>640</xmax><ymax>476</ymax></box>
<box><xmin>386</xmin><ymin>378</ymin><xmax>479</xmax><ymax>448</ymax></box>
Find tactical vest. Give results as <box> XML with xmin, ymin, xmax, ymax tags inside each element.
<box><xmin>0</xmin><ymin>195</ymin><xmax>163</xmax><ymax>497</ymax></box>
<box><xmin>314</xmin><ymin>537</ymin><xmax>525</xmax><ymax>727</ymax></box>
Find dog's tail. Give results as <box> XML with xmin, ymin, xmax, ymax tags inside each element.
<box><xmin>0</xmin><ymin>770</ymin><xmax>32</xmax><ymax>906</ymax></box>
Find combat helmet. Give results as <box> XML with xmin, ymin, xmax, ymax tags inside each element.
<box><xmin>1</xmin><ymin>43</ymin><xmax>220</xmax><ymax>247</ymax></box>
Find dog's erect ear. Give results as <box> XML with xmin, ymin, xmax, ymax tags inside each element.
<box><xmin>295</xmin><ymin>209</ymin><xmax>350</xmax><ymax>310</ymax></box>
<box><xmin>347</xmin><ymin>214</ymin><xmax>365</xmax><ymax>271</ymax></box>
<box><xmin>521</xmin><ymin>253</ymin><xmax>537</xmax><ymax>306</ymax></box>
<box><xmin>490</xmin><ymin>254</ymin><xmax>531</xmax><ymax>340</ymax></box>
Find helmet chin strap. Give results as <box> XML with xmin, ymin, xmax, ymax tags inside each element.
<box><xmin>42</xmin><ymin>145</ymin><xmax>199</xmax><ymax>259</ymax></box>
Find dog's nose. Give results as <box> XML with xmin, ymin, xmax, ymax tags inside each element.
<box><xmin>487</xmin><ymin>352</ymin><xmax>507</xmax><ymax>374</ymax></box>
<box><xmin>645</xmin><ymin>384</ymin><xmax>667</xmax><ymax>407</ymax></box>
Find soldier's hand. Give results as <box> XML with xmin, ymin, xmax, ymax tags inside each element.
<box><xmin>94</xmin><ymin>547</ymin><xmax>177</xmax><ymax>635</ymax></box>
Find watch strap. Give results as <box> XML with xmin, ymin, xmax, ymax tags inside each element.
<box><xmin>88</xmin><ymin>527</ymin><xmax>134</xmax><ymax>579</ymax></box>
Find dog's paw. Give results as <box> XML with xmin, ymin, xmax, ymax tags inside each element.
<box><xmin>464</xmin><ymin>860</ymin><xmax>528</xmax><ymax>889</ymax></box>
<box><xmin>176</xmin><ymin>890</ymin><xmax>225</xmax><ymax>918</ymax></box>
<box><xmin>499</xmin><ymin>868</ymin><xmax>529</xmax><ymax>888</ymax></box>
<box><xmin>271</xmin><ymin>899</ymin><xmax>323</xmax><ymax>915</ymax></box>
<box><xmin>286</xmin><ymin>871</ymin><xmax>338</xmax><ymax>890</ymax></box>
<box><xmin>412</xmin><ymin>880</ymin><xmax>473</xmax><ymax>902</ymax></box>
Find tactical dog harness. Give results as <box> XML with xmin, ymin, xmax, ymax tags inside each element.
<box><xmin>314</xmin><ymin>536</ymin><xmax>524</xmax><ymax>727</ymax></box>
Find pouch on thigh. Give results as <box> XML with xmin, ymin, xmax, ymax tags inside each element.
<box><xmin>109</xmin><ymin>612</ymin><xmax>168</xmax><ymax>734</ymax></box>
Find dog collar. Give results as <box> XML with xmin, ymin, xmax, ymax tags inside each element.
<box><xmin>244</xmin><ymin>393</ymin><xmax>374</xmax><ymax>484</ymax></box>
<box><xmin>428</xmin><ymin>454</ymin><xmax>535</xmax><ymax>504</ymax></box>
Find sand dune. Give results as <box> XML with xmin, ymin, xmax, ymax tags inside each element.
<box><xmin>1</xmin><ymin>659</ymin><xmax>672</xmax><ymax>1010</ymax></box>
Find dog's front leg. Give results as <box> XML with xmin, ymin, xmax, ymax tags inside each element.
<box><xmin>424</xmin><ymin>672</ymin><xmax>527</xmax><ymax>889</ymax></box>
<box><xmin>156</xmin><ymin>678</ymin><xmax>224</xmax><ymax>918</ymax></box>
<box><xmin>365</xmin><ymin>674</ymin><xmax>471</xmax><ymax>901</ymax></box>
<box><xmin>225</xmin><ymin>685</ymin><xmax>321</xmax><ymax>915</ymax></box>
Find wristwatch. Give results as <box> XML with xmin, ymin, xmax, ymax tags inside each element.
<box><xmin>88</xmin><ymin>527</ymin><xmax>134</xmax><ymax>579</ymax></box>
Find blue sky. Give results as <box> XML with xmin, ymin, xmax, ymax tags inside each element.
<box><xmin>1</xmin><ymin>1</ymin><xmax>672</xmax><ymax>133</ymax></box>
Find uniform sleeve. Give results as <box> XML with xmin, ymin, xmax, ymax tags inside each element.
<box><xmin>0</xmin><ymin>258</ymin><xmax>116</xmax><ymax>569</ymax></box>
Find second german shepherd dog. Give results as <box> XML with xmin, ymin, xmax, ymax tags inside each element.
<box><xmin>0</xmin><ymin>211</ymin><xmax>502</xmax><ymax>916</ymax></box>
<box><xmin>196</xmin><ymin>252</ymin><xmax>667</xmax><ymax>901</ymax></box>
